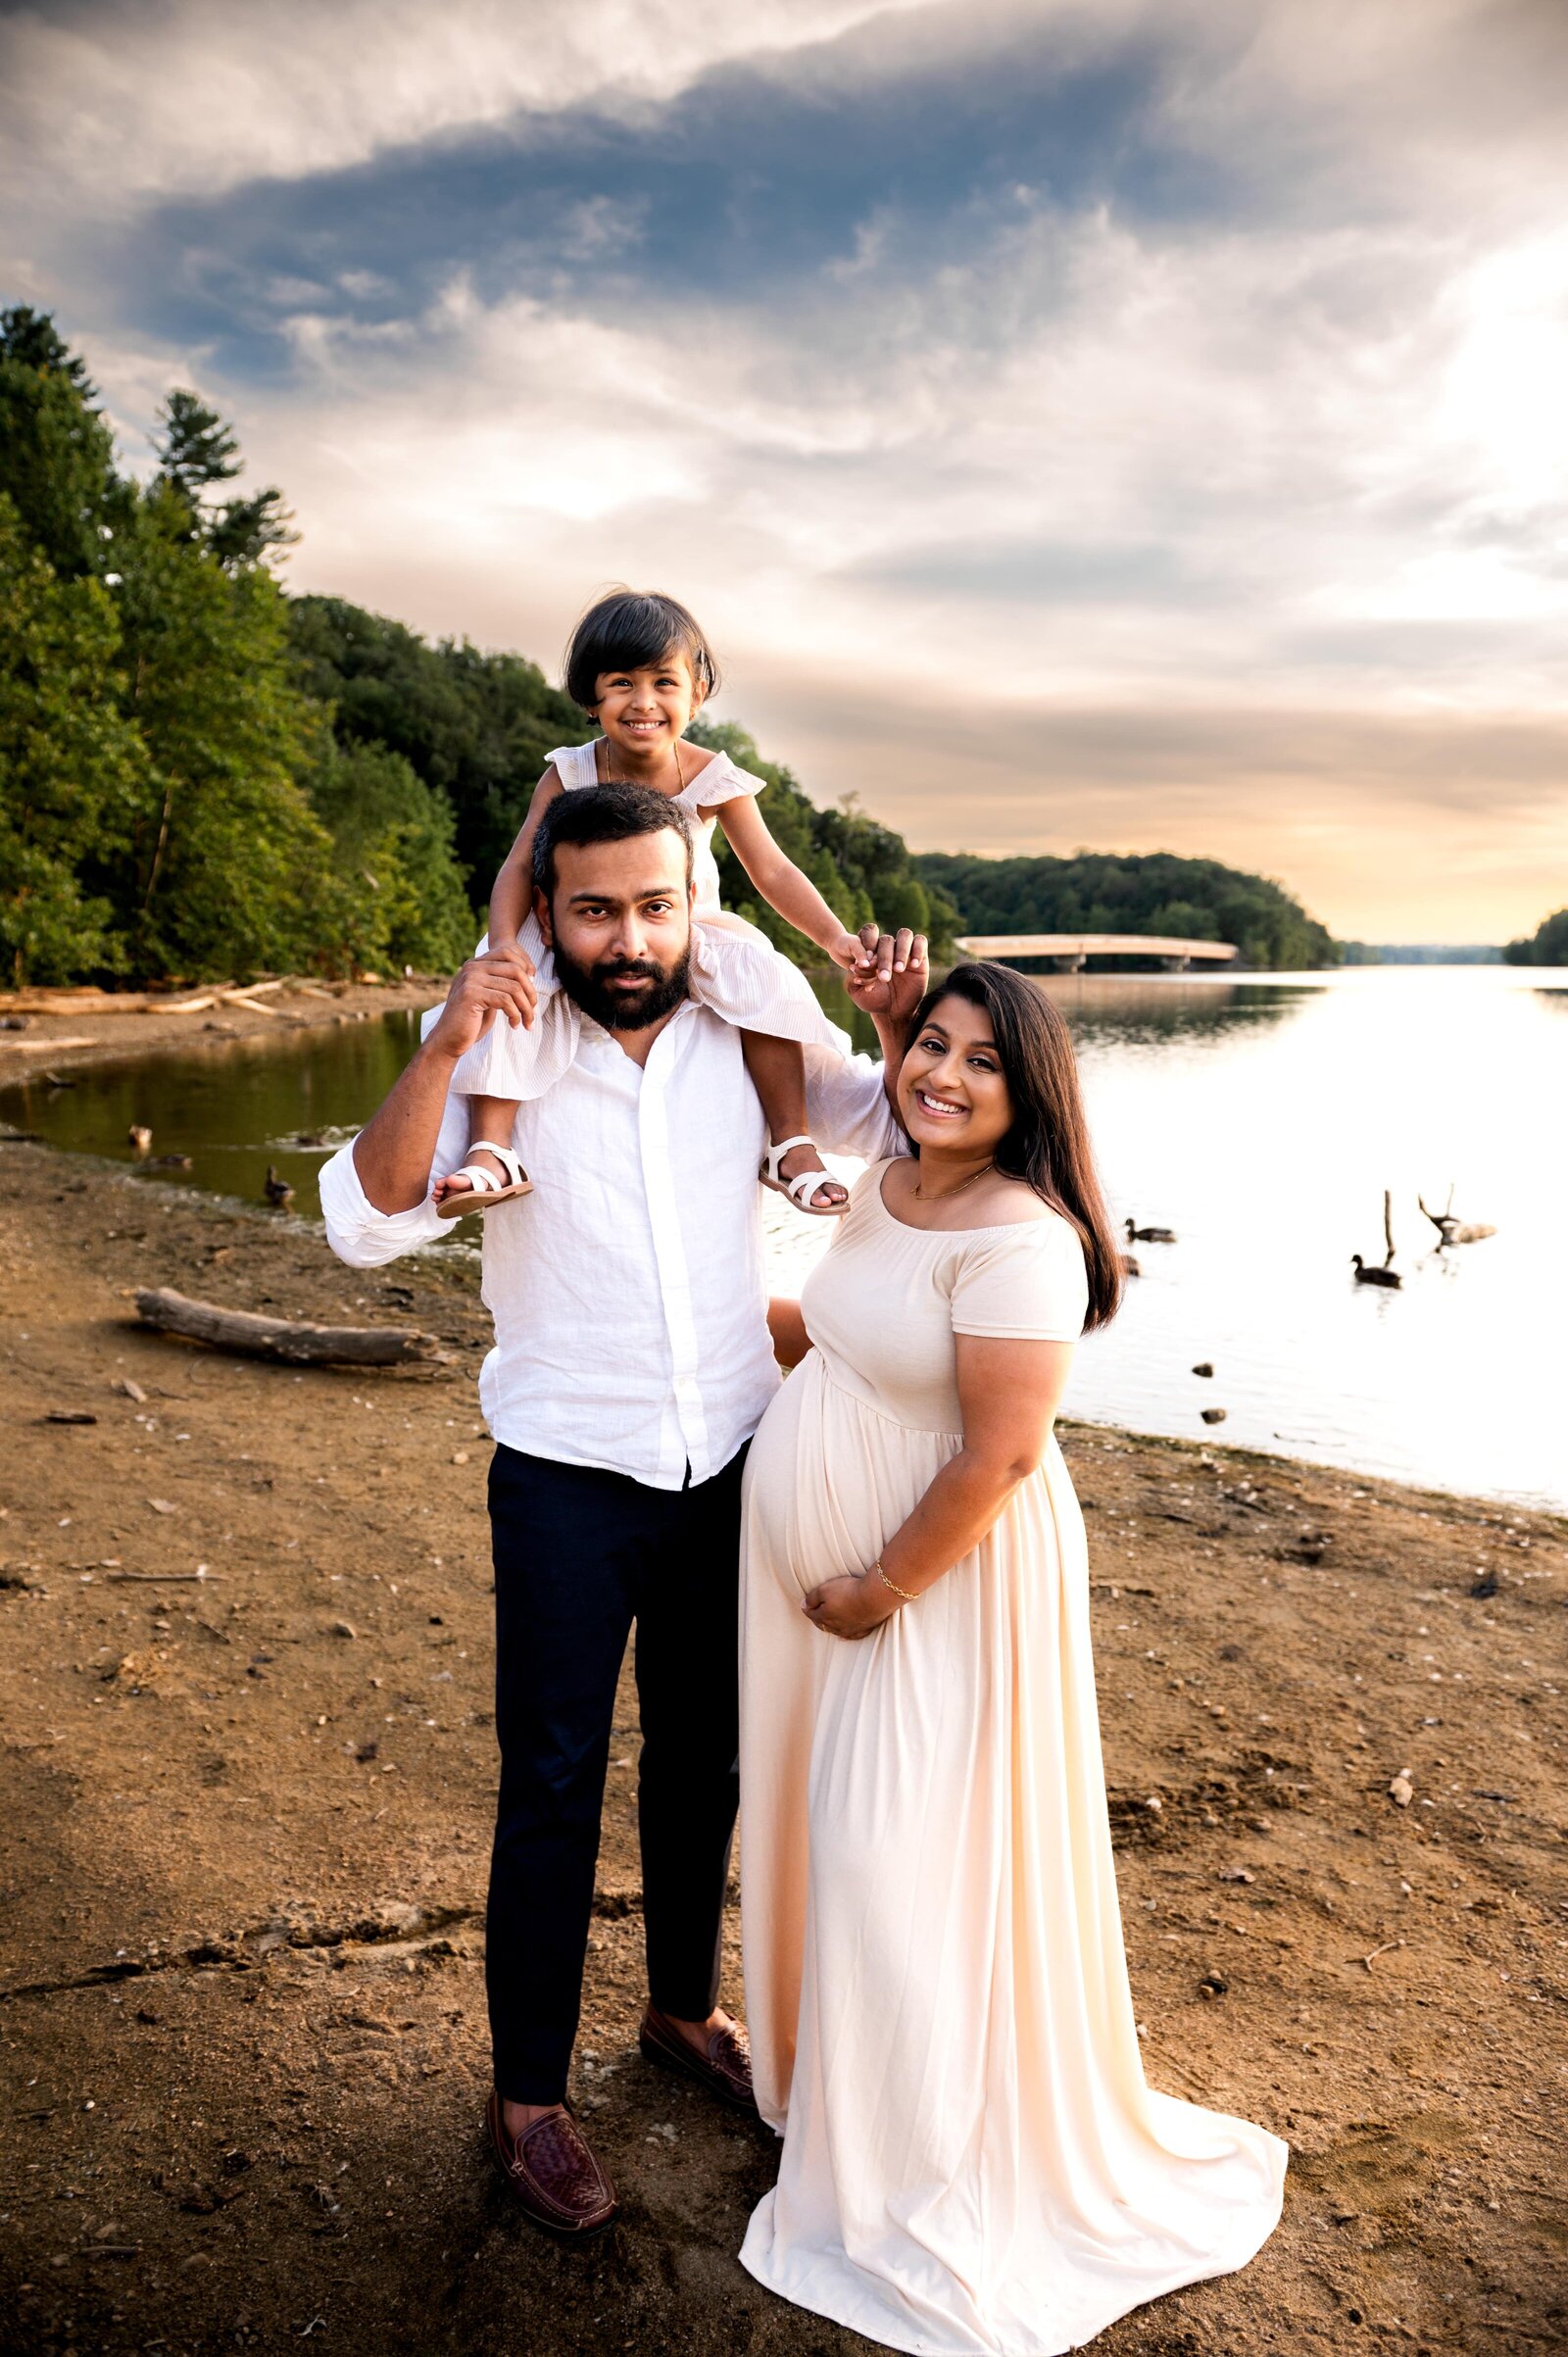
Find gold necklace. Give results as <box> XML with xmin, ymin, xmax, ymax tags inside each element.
<box><xmin>597</xmin><ymin>734</ymin><xmax>687</xmax><ymax>794</ymax></box>
<box><xmin>913</xmin><ymin>1160</ymin><xmax>995</xmax><ymax>1203</ymax></box>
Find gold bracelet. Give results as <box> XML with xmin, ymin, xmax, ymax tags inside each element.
<box><xmin>873</xmin><ymin>1557</ymin><xmax>918</xmax><ymax>1601</ymax></box>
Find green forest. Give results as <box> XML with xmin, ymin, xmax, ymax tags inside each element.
<box><xmin>1502</xmin><ymin>908</ymin><xmax>1568</xmax><ymax>965</ymax></box>
<box><xmin>3</xmin><ymin>308</ymin><xmax>1339</xmax><ymax>987</ymax></box>
<box><xmin>917</xmin><ymin>851</ymin><xmax>1340</xmax><ymax>969</ymax></box>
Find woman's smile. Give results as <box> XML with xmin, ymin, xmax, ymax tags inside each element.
<box><xmin>912</xmin><ymin>1086</ymin><xmax>967</xmax><ymax>1121</ymax></box>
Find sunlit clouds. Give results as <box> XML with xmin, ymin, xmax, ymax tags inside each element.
<box><xmin>5</xmin><ymin>0</ymin><xmax>1567</xmax><ymax>938</ymax></box>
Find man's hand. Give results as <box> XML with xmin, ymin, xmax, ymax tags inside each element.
<box><xmin>426</xmin><ymin>948</ymin><xmax>538</xmax><ymax>1060</ymax></box>
<box><xmin>801</xmin><ymin>1569</ymin><xmax>903</xmax><ymax>1641</ymax></box>
<box><xmin>845</xmin><ymin>926</ymin><xmax>929</xmax><ymax>1025</ymax></box>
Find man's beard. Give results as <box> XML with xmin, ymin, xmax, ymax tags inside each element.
<box><xmin>552</xmin><ymin>937</ymin><xmax>693</xmax><ymax>1032</ymax></box>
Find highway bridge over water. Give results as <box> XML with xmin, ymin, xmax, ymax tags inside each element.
<box><xmin>954</xmin><ymin>933</ymin><xmax>1239</xmax><ymax>973</ymax></box>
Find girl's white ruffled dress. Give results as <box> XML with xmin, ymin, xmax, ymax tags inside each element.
<box><xmin>453</xmin><ymin>740</ymin><xmax>848</xmax><ymax>1100</ymax></box>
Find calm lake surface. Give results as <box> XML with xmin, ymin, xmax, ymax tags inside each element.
<box><xmin>10</xmin><ymin>968</ymin><xmax>1567</xmax><ymax>1513</ymax></box>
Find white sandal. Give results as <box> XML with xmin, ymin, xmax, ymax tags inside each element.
<box><xmin>435</xmin><ymin>1141</ymin><xmax>533</xmax><ymax>1219</ymax></box>
<box><xmin>760</xmin><ymin>1135</ymin><xmax>850</xmax><ymax>1218</ymax></box>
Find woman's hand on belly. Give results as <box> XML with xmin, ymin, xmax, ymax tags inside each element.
<box><xmin>802</xmin><ymin>1569</ymin><xmax>902</xmax><ymax>1641</ymax></box>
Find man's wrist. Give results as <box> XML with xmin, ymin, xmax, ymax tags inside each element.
<box><xmin>417</xmin><ymin>1026</ymin><xmax>467</xmax><ymax>1072</ymax></box>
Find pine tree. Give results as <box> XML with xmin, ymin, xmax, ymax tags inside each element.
<box><xmin>153</xmin><ymin>388</ymin><xmax>298</xmax><ymax>572</ymax></box>
<box><xmin>0</xmin><ymin>306</ymin><xmax>125</xmax><ymax>580</ymax></box>
<box><xmin>0</xmin><ymin>496</ymin><xmax>146</xmax><ymax>984</ymax></box>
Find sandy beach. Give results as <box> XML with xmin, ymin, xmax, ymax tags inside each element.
<box><xmin>2</xmin><ymin>1133</ymin><xmax>1564</xmax><ymax>2356</ymax></box>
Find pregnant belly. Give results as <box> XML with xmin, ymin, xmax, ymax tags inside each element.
<box><xmin>743</xmin><ymin>1352</ymin><xmax>956</xmax><ymax>1602</ymax></box>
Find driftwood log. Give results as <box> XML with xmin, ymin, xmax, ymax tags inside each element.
<box><xmin>0</xmin><ymin>978</ymin><xmax>292</xmax><ymax>1016</ymax></box>
<box><xmin>134</xmin><ymin>1287</ymin><xmax>441</xmax><ymax>1367</ymax></box>
<box><xmin>0</xmin><ymin>987</ymin><xmax>230</xmax><ymax>1015</ymax></box>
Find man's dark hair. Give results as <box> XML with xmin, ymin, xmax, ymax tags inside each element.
<box><xmin>531</xmin><ymin>780</ymin><xmax>695</xmax><ymax>901</ymax></box>
<box><xmin>563</xmin><ymin>588</ymin><xmax>720</xmax><ymax>710</ymax></box>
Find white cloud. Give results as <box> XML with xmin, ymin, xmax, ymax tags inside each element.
<box><xmin>8</xmin><ymin>0</ymin><xmax>1568</xmax><ymax>935</ymax></box>
<box><xmin>0</xmin><ymin>0</ymin><xmax>942</xmax><ymax>204</ymax></box>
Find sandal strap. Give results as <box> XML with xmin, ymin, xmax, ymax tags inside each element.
<box><xmin>454</xmin><ymin>1141</ymin><xmax>525</xmax><ymax>1193</ymax></box>
<box><xmin>760</xmin><ymin>1135</ymin><xmax>815</xmax><ymax>1184</ymax></box>
<box><xmin>449</xmin><ymin>1163</ymin><xmax>503</xmax><ymax>1196</ymax></box>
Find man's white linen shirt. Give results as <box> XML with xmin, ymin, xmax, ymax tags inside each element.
<box><xmin>319</xmin><ymin>1002</ymin><xmax>903</xmax><ymax>1491</ymax></box>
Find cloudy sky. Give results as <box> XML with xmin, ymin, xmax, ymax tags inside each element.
<box><xmin>5</xmin><ymin>0</ymin><xmax>1567</xmax><ymax>940</ymax></box>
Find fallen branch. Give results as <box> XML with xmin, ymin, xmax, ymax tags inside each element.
<box><xmin>2</xmin><ymin>1035</ymin><xmax>96</xmax><ymax>1052</ymax></box>
<box><xmin>134</xmin><ymin>1287</ymin><xmax>441</xmax><ymax>1367</ymax></box>
<box><xmin>216</xmin><ymin>989</ymin><xmax>288</xmax><ymax>1017</ymax></box>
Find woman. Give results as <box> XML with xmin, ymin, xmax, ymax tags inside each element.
<box><xmin>738</xmin><ymin>963</ymin><xmax>1286</xmax><ymax>2355</ymax></box>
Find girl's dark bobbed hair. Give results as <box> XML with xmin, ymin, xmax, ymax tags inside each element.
<box><xmin>564</xmin><ymin>588</ymin><xmax>720</xmax><ymax>712</ymax></box>
<box><xmin>906</xmin><ymin>961</ymin><xmax>1124</xmax><ymax>1332</ymax></box>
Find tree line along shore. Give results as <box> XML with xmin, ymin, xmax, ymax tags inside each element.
<box><xmin>7</xmin><ymin>305</ymin><xmax>1354</xmax><ymax>995</ymax></box>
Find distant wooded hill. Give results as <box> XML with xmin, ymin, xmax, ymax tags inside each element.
<box><xmin>1502</xmin><ymin>909</ymin><xmax>1568</xmax><ymax>965</ymax></box>
<box><xmin>916</xmin><ymin>851</ymin><xmax>1339</xmax><ymax>970</ymax></box>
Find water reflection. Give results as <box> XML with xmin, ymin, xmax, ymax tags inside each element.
<box><xmin>808</xmin><ymin>964</ymin><xmax>1312</xmax><ymax>1053</ymax></box>
<box><xmin>1033</xmin><ymin>975</ymin><xmax>1308</xmax><ymax>1051</ymax></box>
<box><xmin>8</xmin><ymin>970</ymin><xmax>1567</xmax><ymax>1512</ymax></box>
<box><xmin>1</xmin><ymin>1009</ymin><xmax>426</xmax><ymax>1210</ymax></box>
<box><xmin>779</xmin><ymin>968</ymin><xmax>1568</xmax><ymax>1514</ymax></box>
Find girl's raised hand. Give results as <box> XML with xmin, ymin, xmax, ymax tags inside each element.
<box><xmin>828</xmin><ymin>929</ymin><xmax>871</xmax><ymax>972</ymax></box>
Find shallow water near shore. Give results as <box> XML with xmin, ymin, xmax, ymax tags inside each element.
<box><xmin>9</xmin><ymin>965</ymin><xmax>1567</xmax><ymax>1512</ymax></box>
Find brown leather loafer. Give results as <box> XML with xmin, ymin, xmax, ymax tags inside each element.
<box><xmin>486</xmin><ymin>2091</ymin><xmax>617</xmax><ymax>2235</ymax></box>
<box><xmin>639</xmin><ymin>2005</ymin><xmax>758</xmax><ymax>2115</ymax></box>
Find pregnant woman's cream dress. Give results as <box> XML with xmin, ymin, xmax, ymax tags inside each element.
<box><xmin>738</xmin><ymin>1163</ymin><xmax>1286</xmax><ymax>2355</ymax></box>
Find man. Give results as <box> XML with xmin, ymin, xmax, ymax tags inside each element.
<box><xmin>320</xmin><ymin>781</ymin><xmax>925</xmax><ymax>2236</ymax></box>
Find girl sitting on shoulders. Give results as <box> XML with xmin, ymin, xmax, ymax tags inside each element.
<box><xmin>433</xmin><ymin>588</ymin><xmax>868</xmax><ymax>1219</ymax></box>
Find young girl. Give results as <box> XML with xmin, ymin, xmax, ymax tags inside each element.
<box><xmin>433</xmin><ymin>589</ymin><xmax>869</xmax><ymax>1218</ymax></box>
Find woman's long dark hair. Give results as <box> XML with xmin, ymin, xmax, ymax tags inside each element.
<box><xmin>904</xmin><ymin>962</ymin><xmax>1123</xmax><ymax>1331</ymax></box>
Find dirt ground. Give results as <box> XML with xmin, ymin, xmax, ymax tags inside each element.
<box><xmin>1</xmin><ymin>1135</ymin><xmax>1565</xmax><ymax>2357</ymax></box>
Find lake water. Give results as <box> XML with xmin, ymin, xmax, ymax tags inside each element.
<box><xmin>10</xmin><ymin>967</ymin><xmax>1567</xmax><ymax>1514</ymax></box>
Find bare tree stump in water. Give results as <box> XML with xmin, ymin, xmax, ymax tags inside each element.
<box><xmin>1418</xmin><ymin>1191</ymin><xmax>1496</xmax><ymax>1248</ymax></box>
<box><xmin>133</xmin><ymin>1288</ymin><xmax>441</xmax><ymax>1367</ymax></box>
